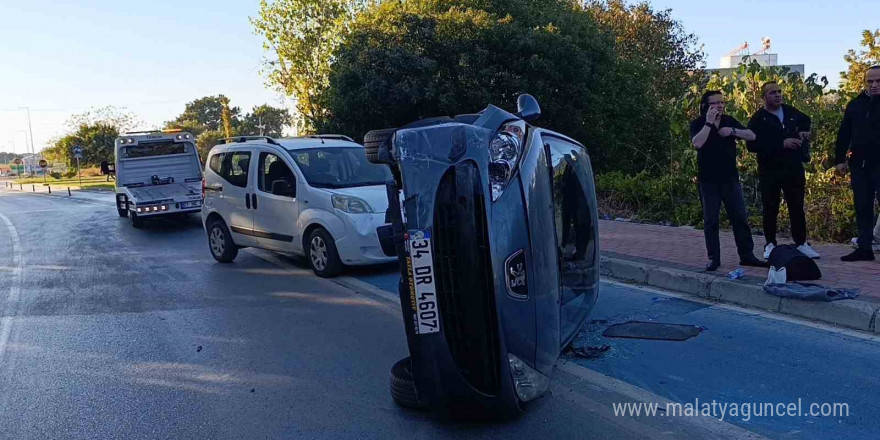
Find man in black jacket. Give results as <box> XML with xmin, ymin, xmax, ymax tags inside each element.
<box><xmin>691</xmin><ymin>91</ymin><xmax>765</xmax><ymax>271</ymax></box>
<box><xmin>747</xmin><ymin>82</ymin><xmax>820</xmax><ymax>260</ymax></box>
<box><xmin>836</xmin><ymin>66</ymin><xmax>880</xmax><ymax>262</ymax></box>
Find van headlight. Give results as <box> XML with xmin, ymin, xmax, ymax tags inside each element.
<box><xmin>332</xmin><ymin>195</ymin><xmax>374</xmax><ymax>214</ymax></box>
<box><xmin>488</xmin><ymin>120</ymin><xmax>526</xmax><ymax>202</ymax></box>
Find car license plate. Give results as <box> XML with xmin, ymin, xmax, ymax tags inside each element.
<box><xmin>406</xmin><ymin>229</ymin><xmax>439</xmax><ymax>334</ymax></box>
<box><xmin>179</xmin><ymin>200</ymin><xmax>202</xmax><ymax>209</ymax></box>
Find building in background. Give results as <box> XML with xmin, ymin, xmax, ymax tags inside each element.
<box><xmin>710</xmin><ymin>38</ymin><xmax>805</xmax><ymax>76</ymax></box>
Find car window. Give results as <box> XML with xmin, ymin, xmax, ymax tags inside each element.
<box><xmin>224</xmin><ymin>151</ymin><xmax>251</xmax><ymax>188</ymax></box>
<box><xmin>544</xmin><ymin>136</ymin><xmax>597</xmax><ymax>269</ymax></box>
<box><xmin>257</xmin><ymin>152</ymin><xmax>295</xmax><ymax>197</ymax></box>
<box><xmin>208</xmin><ymin>152</ymin><xmax>225</xmax><ymax>175</ymax></box>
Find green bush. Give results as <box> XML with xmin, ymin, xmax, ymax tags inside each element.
<box><xmin>49</xmin><ymin>171</ymin><xmax>62</xmax><ymax>179</ymax></box>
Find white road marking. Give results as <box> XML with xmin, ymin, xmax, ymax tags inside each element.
<box><xmin>0</xmin><ymin>210</ymin><xmax>23</xmax><ymax>397</ymax></box>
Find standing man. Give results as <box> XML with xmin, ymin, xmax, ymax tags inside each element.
<box><xmin>836</xmin><ymin>66</ymin><xmax>880</xmax><ymax>262</ymax></box>
<box><xmin>691</xmin><ymin>90</ymin><xmax>765</xmax><ymax>271</ymax></box>
<box><xmin>747</xmin><ymin>82</ymin><xmax>821</xmax><ymax>260</ymax></box>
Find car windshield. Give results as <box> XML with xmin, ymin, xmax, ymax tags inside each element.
<box><xmin>288</xmin><ymin>147</ymin><xmax>391</xmax><ymax>189</ymax></box>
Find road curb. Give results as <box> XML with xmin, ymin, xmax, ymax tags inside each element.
<box><xmin>601</xmin><ymin>256</ymin><xmax>880</xmax><ymax>334</ymax></box>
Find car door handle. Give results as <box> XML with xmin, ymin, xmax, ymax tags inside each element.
<box><xmin>245</xmin><ymin>193</ymin><xmax>251</xmax><ymax>209</ymax></box>
<box><xmin>252</xmin><ymin>193</ymin><xmax>258</xmax><ymax>210</ymax></box>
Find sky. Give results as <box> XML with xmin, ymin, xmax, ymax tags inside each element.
<box><xmin>0</xmin><ymin>0</ymin><xmax>877</xmax><ymax>155</ymax></box>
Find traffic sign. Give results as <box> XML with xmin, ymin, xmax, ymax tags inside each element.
<box><xmin>12</xmin><ymin>158</ymin><xmax>21</xmax><ymax>165</ymax></box>
<box><xmin>73</xmin><ymin>146</ymin><xmax>84</xmax><ymax>159</ymax></box>
<box><xmin>39</xmin><ymin>159</ymin><xmax>48</xmax><ymax>168</ymax></box>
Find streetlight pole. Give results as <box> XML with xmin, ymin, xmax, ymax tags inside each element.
<box><xmin>20</xmin><ymin>107</ymin><xmax>35</xmax><ymax>156</ymax></box>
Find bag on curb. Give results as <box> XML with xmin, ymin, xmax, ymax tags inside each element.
<box><xmin>764</xmin><ymin>266</ymin><xmax>787</xmax><ymax>285</ymax></box>
<box><xmin>767</xmin><ymin>244</ymin><xmax>821</xmax><ymax>281</ymax></box>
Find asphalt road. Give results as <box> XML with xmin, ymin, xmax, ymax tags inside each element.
<box><xmin>0</xmin><ymin>188</ymin><xmax>876</xmax><ymax>439</ymax></box>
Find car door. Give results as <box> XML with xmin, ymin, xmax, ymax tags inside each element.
<box><xmin>543</xmin><ymin>134</ymin><xmax>600</xmax><ymax>347</ymax></box>
<box><xmin>221</xmin><ymin>147</ymin><xmax>259</xmax><ymax>247</ymax></box>
<box><xmin>252</xmin><ymin>147</ymin><xmax>300</xmax><ymax>252</ymax></box>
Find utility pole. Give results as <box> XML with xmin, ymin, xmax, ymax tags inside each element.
<box><xmin>256</xmin><ymin>116</ymin><xmax>266</xmax><ymax>136</ymax></box>
<box><xmin>20</xmin><ymin>107</ymin><xmax>35</xmax><ymax>156</ymax></box>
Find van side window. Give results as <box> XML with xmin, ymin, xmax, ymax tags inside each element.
<box><xmin>209</xmin><ymin>153</ymin><xmax>225</xmax><ymax>175</ymax></box>
<box><xmin>257</xmin><ymin>153</ymin><xmax>296</xmax><ymax>197</ymax></box>
<box><xmin>223</xmin><ymin>151</ymin><xmax>251</xmax><ymax>188</ymax></box>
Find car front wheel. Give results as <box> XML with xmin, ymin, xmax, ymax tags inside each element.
<box><xmin>308</xmin><ymin>228</ymin><xmax>342</xmax><ymax>277</ymax></box>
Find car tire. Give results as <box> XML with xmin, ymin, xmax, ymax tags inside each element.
<box><xmin>207</xmin><ymin>219</ymin><xmax>238</xmax><ymax>263</ymax></box>
<box><xmin>118</xmin><ymin>208</ymin><xmax>128</xmax><ymax>218</ymax></box>
<box><xmin>308</xmin><ymin>228</ymin><xmax>342</xmax><ymax>277</ymax></box>
<box><xmin>390</xmin><ymin>357</ymin><xmax>428</xmax><ymax>410</ymax></box>
<box><xmin>130</xmin><ymin>211</ymin><xmax>144</xmax><ymax>229</ymax></box>
<box><xmin>364</xmin><ymin>128</ymin><xmax>396</xmax><ymax>165</ymax></box>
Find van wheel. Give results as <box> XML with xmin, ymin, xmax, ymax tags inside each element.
<box><xmin>208</xmin><ymin>219</ymin><xmax>238</xmax><ymax>263</ymax></box>
<box><xmin>308</xmin><ymin>228</ymin><xmax>342</xmax><ymax>277</ymax></box>
<box><xmin>390</xmin><ymin>357</ymin><xmax>428</xmax><ymax>410</ymax></box>
<box><xmin>364</xmin><ymin>128</ymin><xmax>396</xmax><ymax>165</ymax></box>
<box><xmin>130</xmin><ymin>211</ymin><xmax>144</xmax><ymax>229</ymax></box>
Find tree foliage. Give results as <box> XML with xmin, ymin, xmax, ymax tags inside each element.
<box><xmin>251</xmin><ymin>0</ymin><xmax>370</xmax><ymax>133</ymax></box>
<box><xmin>165</xmin><ymin>96</ymin><xmax>291</xmax><ymax>159</ymax></box>
<box><xmin>43</xmin><ymin>107</ymin><xmax>139</xmax><ymax>167</ymax></box>
<box><xmin>840</xmin><ymin>29</ymin><xmax>880</xmax><ymax>94</ymax></box>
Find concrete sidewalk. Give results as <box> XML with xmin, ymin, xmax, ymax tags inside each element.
<box><xmin>599</xmin><ymin>220</ymin><xmax>880</xmax><ymax>334</ymax></box>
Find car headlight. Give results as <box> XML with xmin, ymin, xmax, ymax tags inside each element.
<box><xmin>488</xmin><ymin>120</ymin><xmax>526</xmax><ymax>202</ymax></box>
<box><xmin>332</xmin><ymin>194</ymin><xmax>374</xmax><ymax>214</ymax></box>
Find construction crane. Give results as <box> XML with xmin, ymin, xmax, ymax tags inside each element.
<box><xmin>752</xmin><ymin>37</ymin><xmax>772</xmax><ymax>55</ymax></box>
<box><xmin>725</xmin><ymin>42</ymin><xmax>750</xmax><ymax>57</ymax></box>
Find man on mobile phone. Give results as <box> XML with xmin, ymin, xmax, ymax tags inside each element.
<box><xmin>747</xmin><ymin>82</ymin><xmax>820</xmax><ymax>260</ymax></box>
<box><xmin>691</xmin><ymin>90</ymin><xmax>765</xmax><ymax>271</ymax></box>
<box><xmin>836</xmin><ymin>66</ymin><xmax>880</xmax><ymax>262</ymax></box>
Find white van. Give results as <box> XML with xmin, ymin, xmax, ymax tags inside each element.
<box><xmin>201</xmin><ymin>135</ymin><xmax>396</xmax><ymax>277</ymax></box>
<box><xmin>114</xmin><ymin>130</ymin><xmax>203</xmax><ymax>228</ymax></box>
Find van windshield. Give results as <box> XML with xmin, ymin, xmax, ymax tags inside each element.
<box><xmin>288</xmin><ymin>147</ymin><xmax>392</xmax><ymax>189</ymax></box>
<box><xmin>123</xmin><ymin>141</ymin><xmax>192</xmax><ymax>159</ymax></box>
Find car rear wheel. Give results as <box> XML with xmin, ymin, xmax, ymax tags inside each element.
<box><xmin>308</xmin><ymin>228</ymin><xmax>341</xmax><ymax>277</ymax></box>
<box><xmin>390</xmin><ymin>357</ymin><xmax>428</xmax><ymax>410</ymax></box>
<box><xmin>208</xmin><ymin>219</ymin><xmax>238</xmax><ymax>263</ymax></box>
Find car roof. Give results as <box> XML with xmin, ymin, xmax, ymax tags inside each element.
<box><xmin>214</xmin><ymin>137</ymin><xmax>360</xmax><ymax>153</ymax></box>
<box><xmin>277</xmin><ymin>137</ymin><xmax>360</xmax><ymax>151</ymax></box>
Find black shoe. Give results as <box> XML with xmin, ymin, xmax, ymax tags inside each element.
<box><xmin>705</xmin><ymin>260</ymin><xmax>720</xmax><ymax>271</ymax></box>
<box><xmin>841</xmin><ymin>248</ymin><xmax>875</xmax><ymax>262</ymax></box>
<box><xmin>739</xmin><ymin>256</ymin><xmax>769</xmax><ymax>267</ymax></box>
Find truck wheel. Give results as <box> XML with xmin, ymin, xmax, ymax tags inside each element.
<box><xmin>308</xmin><ymin>228</ymin><xmax>342</xmax><ymax>277</ymax></box>
<box><xmin>364</xmin><ymin>128</ymin><xmax>396</xmax><ymax>165</ymax></box>
<box><xmin>118</xmin><ymin>208</ymin><xmax>128</xmax><ymax>218</ymax></box>
<box><xmin>130</xmin><ymin>211</ymin><xmax>144</xmax><ymax>229</ymax></box>
<box><xmin>390</xmin><ymin>357</ymin><xmax>428</xmax><ymax>410</ymax></box>
<box><xmin>207</xmin><ymin>219</ymin><xmax>238</xmax><ymax>263</ymax></box>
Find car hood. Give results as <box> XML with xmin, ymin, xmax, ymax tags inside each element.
<box><xmin>327</xmin><ymin>185</ymin><xmax>389</xmax><ymax>213</ymax></box>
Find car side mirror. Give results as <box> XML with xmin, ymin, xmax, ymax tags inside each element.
<box><xmin>272</xmin><ymin>180</ymin><xmax>296</xmax><ymax>197</ymax></box>
<box><xmin>516</xmin><ymin>94</ymin><xmax>541</xmax><ymax>122</ymax></box>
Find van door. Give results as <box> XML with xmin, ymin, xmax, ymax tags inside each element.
<box><xmin>252</xmin><ymin>148</ymin><xmax>300</xmax><ymax>252</ymax></box>
<box><xmin>221</xmin><ymin>148</ymin><xmax>258</xmax><ymax>247</ymax></box>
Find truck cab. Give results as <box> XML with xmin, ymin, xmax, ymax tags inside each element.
<box><xmin>114</xmin><ymin>130</ymin><xmax>204</xmax><ymax>228</ymax></box>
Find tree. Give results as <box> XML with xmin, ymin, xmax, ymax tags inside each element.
<box><xmin>165</xmin><ymin>95</ymin><xmax>240</xmax><ymax>135</ymax></box>
<box><xmin>840</xmin><ymin>29</ymin><xmax>880</xmax><ymax>94</ymax></box>
<box><xmin>316</xmin><ymin>0</ymin><xmax>616</xmax><ymax>156</ymax></box>
<box><xmin>220</xmin><ymin>96</ymin><xmax>234</xmax><ymax>139</ymax></box>
<box><xmin>239</xmin><ymin>105</ymin><xmax>292</xmax><ymax>137</ymax></box>
<box><xmin>45</xmin><ymin>107</ymin><xmax>138</xmax><ymax>167</ymax></box>
<box><xmin>251</xmin><ymin>0</ymin><xmax>370</xmax><ymax>133</ymax></box>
